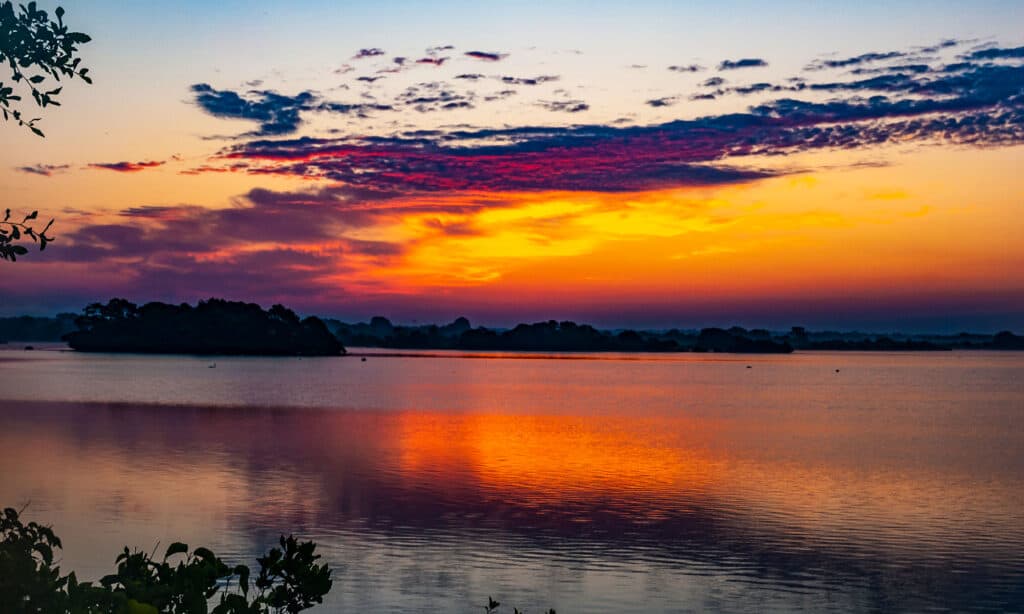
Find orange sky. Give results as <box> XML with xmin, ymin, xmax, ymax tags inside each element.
<box><xmin>3</xmin><ymin>4</ymin><xmax>1023</xmax><ymax>330</ymax></box>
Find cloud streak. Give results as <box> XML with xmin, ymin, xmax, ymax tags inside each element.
<box><xmin>191</xmin><ymin>84</ymin><xmax>394</xmax><ymax>136</ymax></box>
<box><xmin>805</xmin><ymin>51</ymin><xmax>906</xmax><ymax>71</ymax></box>
<box><xmin>16</xmin><ymin>163</ymin><xmax>71</xmax><ymax>176</ymax></box>
<box><xmin>536</xmin><ymin>99</ymin><xmax>589</xmax><ymax>113</ymax></box>
<box><xmin>500</xmin><ymin>75</ymin><xmax>559</xmax><ymax>86</ymax></box>
<box><xmin>718</xmin><ymin>58</ymin><xmax>768</xmax><ymax>70</ymax></box>
<box><xmin>465</xmin><ymin>51</ymin><xmax>507</xmax><ymax>61</ymax></box>
<box><xmin>962</xmin><ymin>45</ymin><xmax>1024</xmax><ymax>61</ymax></box>
<box><xmin>353</xmin><ymin>48</ymin><xmax>386</xmax><ymax>59</ymax></box>
<box><xmin>645</xmin><ymin>96</ymin><xmax>679</xmax><ymax>107</ymax></box>
<box><xmin>88</xmin><ymin>160</ymin><xmax>165</xmax><ymax>173</ymax></box>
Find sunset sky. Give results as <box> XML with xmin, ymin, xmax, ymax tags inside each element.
<box><xmin>3</xmin><ymin>0</ymin><xmax>1023</xmax><ymax>331</ymax></box>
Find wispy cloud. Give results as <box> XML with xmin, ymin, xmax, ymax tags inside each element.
<box><xmin>353</xmin><ymin>47</ymin><xmax>386</xmax><ymax>59</ymax></box>
<box><xmin>88</xmin><ymin>160</ymin><xmax>165</xmax><ymax>173</ymax></box>
<box><xmin>397</xmin><ymin>82</ymin><xmax>475</xmax><ymax>112</ymax></box>
<box><xmin>668</xmin><ymin>64</ymin><xmax>703</xmax><ymax>73</ymax></box>
<box><xmin>201</xmin><ymin>52</ymin><xmax>1024</xmax><ymax>197</ymax></box>
<box><xmin>805</xmin><ymin>50</ymin><xmax>906</xmax><ymax>71</ymax></box>
<box><xmin>465</xmin><ymin>50</ymin><xmax>508</xmax><ymax>62</ymax></box>
<box><xmin>190</xmin><ymin>84</ymin><xmax>394</xmax><ymax>136</ymax></box>
<box><xmin>961</xmin><ymin>45</ymin><xmax>1024</xmax><ymax>61</ymax></box>
<box><xmin>718</xmin><ymin>58</ymin><xmax>768</xmax><ymax>70</ymax></box>
<box><xmin>537</xmin><ymin>99</ymin><xmax>589</xmax><ymax>113</ymax></box>
<box><xmin>183</xmin><ymin>41</ymin><xmax>1024</xmax><ymax>201</ymax></box>
<box><xmin>645</xmin><ymin>96</ymin><xmax>679</xmax><ymax>107</ymax></box>
<box><xmin>16</xmin><ymin>163</ymin><xmax>71</xmax><ymax>176</ymax></box>
<box><xmin>500</xmin><ymin>75</ymin><xmax>559</xmax><ymax>86</ymax></box>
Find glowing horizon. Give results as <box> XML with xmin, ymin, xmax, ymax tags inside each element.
<box><xmin>3</xmin><ymin>1</ymin><xmax>1023</xmax><ymax>331</ymax></box>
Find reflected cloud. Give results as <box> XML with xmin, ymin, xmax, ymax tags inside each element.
<box><xmin>3</xmin><ymin>397</ymin><xmax>1022</xmax><ymax>613</ymax></box>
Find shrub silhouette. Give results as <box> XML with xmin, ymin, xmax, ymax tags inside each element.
<box><xmin>0</xmin><ymin>506</ymin><xmax>332</xmax><ymax>613</ymax></box>
<box><xmin>2</xmin><ymin>507</ymin><xmax>554</xmax><ymax>613</ymax></box>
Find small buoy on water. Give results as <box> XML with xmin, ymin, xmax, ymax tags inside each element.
<box><xmin>361</xmin><ymin>357</ymin><xmax>367</xmax><ymax>362</ymax></box>
<box><xmin>209</xmin><ymin>363</ymin><xmax>216</xmax><ymax>368</ymax></box>
<box><xmin>746</xmin><ymin>365</ymin><xmax>752</xmax><ymax>369</ymax></box>
<box><xmin>835</xmin><ymin>369</ymin><xmax>840</xmax><ymax>372</ymax></box>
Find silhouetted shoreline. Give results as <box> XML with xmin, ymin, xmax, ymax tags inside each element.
<box><xmin>2</xmin><ymin>300</ymin><xmax>1023</xmax><ymax>355</ymax></box>
<box><xmin>327</xmin><ymin>319</ymin><xmax>1024</xmax><ymax>354</ymax></box>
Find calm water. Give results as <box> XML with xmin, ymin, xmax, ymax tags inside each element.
<box><xmin>1</xmin><ymin>347</ymin><xmax>1023</xmax><ymax>612</ymax></box>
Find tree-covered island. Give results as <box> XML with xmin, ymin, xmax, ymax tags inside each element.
<box><xmin>63</xmin><ymin>298</ymin><xmax>345</xmax><ymax>356</ymax></box>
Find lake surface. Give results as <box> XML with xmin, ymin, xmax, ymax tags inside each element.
<box><xmin>1</xmin><ymin>347</ymin><xmax>1022</xmax><ymax>612</ymax></box>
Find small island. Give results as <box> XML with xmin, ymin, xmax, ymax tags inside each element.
<box><xmin>63</xmin><ymin>298</ymin><xmax>345</xmax><ymax>356</ymax></box>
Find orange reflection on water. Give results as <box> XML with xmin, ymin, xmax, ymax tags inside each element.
<box><xmin>397</xmin><ymin>412</ymin><xmax>726</xmax><ymax>505</ymax></box>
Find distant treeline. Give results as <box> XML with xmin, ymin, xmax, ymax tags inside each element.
<box><xmin>325</xmin><ymin>318</ymin><xmax>1024</xmax><ymax>353</ymax></box>
<box><xmin>326</xmin><ymin>317</ymin><xmax>785</xmax><ymax>353</ymax></box>
<box><xmin>0</xmin><ymin>314</ymin><xmax>76</xmax><ymax>342</ymax></box>
<box><xmin>61</xmin><ymin>298</ymin><xmax>345</xmax><ymax>355</ymax></box>
<box><xmin>4</xmin><ymin>304</ymin><xmax>1024</xmax><ymax>354</ymax></box>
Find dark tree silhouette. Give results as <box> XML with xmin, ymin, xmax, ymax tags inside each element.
<box><xmin>1</xmin><ymin>1</ymin><xmax>92</xmax><ymax>136</ymax></box>
<box><xmin>64</xmin><ymin>298</ymin><xmax>346</xmax><ymax>356</ymax></box>
<box><xmin>0</xmin><ymin>208</ymin><xmax>53</xmax><ymax>261</ymax></box>
<box><xmin>332</xmin><ymin>317</ymin><xmax>792</xmax><ymax>353</ymax></box>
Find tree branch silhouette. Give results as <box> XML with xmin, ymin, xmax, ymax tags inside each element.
<box><xmin>1</xmin><ymin>1</ymin><xmax>92</xmax><ymax>136</ymax></box>
<box><xmin>0</xmin><ymin>208</ymin><xmax>53</xmax><ymax>261</ymax></box>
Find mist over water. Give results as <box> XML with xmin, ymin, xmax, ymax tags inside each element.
<box><xmin>1</xmin><ymin>349</ymin><xmax>1022</xmax><ymax>612</ymax></box>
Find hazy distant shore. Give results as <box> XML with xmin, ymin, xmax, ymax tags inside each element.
<box><xmin>3</xmin><ymin>300</ymin><xmax>1023</xmax><ymax>355</ymax></box>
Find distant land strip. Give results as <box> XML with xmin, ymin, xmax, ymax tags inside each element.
<box><xmin>2</xmin><ymin>299</ymin><xmax>1023</xmax><ymax>355</ymax></box>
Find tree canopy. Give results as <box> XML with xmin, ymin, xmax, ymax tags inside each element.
<box><xmin>64</xmin><ymin>298</ymin><xmax>346</xmax><ymax>356</ymax></box>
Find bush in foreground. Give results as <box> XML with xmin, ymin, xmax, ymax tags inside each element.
<box><xmin>0</xmin><ymin>506</ymin><xmax>331</xmax><ymax>613</ymax></box>
<box><xmin>2</xmin><ymin>507</ymin><xmax>554</xmax><ymax>613</ymax></box>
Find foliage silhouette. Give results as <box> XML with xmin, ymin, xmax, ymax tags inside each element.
<box><xmin>0</xmin><ymin>312</ymin><xmax>75</xmax><ymax>341</ymax></box>
<box><xmin>0</xmin><ymin>208</ymin><xmax>54</xmax><ymax>261</ymax></box>
<box><xmin>1</xmin><ymin>1</ymin><xmax>92</xmax><ymax>136</ymax></box>
<box><xmin>693</xmin><ymin>327</ymin><xmax>793</xmax><ymax>353</ymax></box>
<box><xmin>326</xmin><ymin>318</ymin><xmax>1024</xmax><ymax>353</ymax></box>
<box><xmin>13</xmin><ymin>309</ymin><xmax>1019</xmax><ymax>352</ymax></box>
<box><xmin>64</xmin><ymin>298</ymin><xmax>345</xmax><ymax>356</ymax></box>
<box><xmin>0</xmin><ymin>506</ymin><xmax>332</xmax><ymax>613</ymax></box>
<box><xmin>991</xmin><ymin>330</ymin><xmax>1024</xmax><ymax>350</ymax></box>
<box><xmin>483</xmin><ymin>595</ymin><xmax>555</xmax><ymax>614</ymax></box>
<box><xmin>332</xmin><ymin>318</ymin><xmax>793</xmax><ymax>353</ymax></box>
<box><xmin>3</xmin><ymin>507</ymin><xmax>555</xmax><ymax>613</ymax></box>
